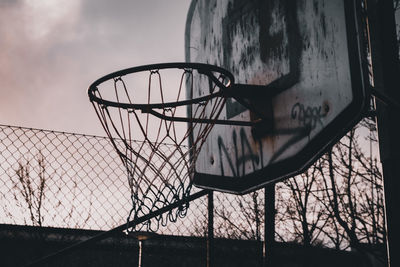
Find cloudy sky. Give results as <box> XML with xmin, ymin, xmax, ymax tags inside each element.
<box><xmin>0</xmin><ymin>0</ymin><xmax>191</xmax><ymax>136</ymax></box>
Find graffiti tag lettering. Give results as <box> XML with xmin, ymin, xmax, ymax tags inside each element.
<box><xmin>291</xmin><ymin>102</ymin><xmax>326</xmax><ymax>130</ymax></box>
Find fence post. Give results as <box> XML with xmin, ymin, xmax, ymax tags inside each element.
<box><xmin>263</xmin><ymin>184</ymin><xmax>275</xmax><ymax>267</ymax></box>
<box><xmin>207</xmin><ymin>191</ymin><xmax>214</xmax><ymax>267</ymax></box>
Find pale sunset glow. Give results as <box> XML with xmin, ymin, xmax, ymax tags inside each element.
<box><xmin>0</xmin><ymin>0</ymin><xmax>190</xmax><ymax>136</ymax></box>
<box><xmin>23</xmin><ymin>0</ymin><xmax>80</xmax><ymax>41</ymax></box>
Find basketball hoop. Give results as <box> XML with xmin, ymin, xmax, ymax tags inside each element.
<box><xmin>88</xmin><ymin>62</ymin><xmax>244</xmax><ymax>231</ymax></box>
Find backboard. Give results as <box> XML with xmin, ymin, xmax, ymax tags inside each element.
<box><xmin>185</xmin><ymin>0</ymin><xmax>368</xmax><ymax>194</ymax></box>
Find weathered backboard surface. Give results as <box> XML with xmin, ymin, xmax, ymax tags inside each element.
<box><xmin>185</xmin><ymin>0</ymin><xmax>367</xmax><ymax>194</ymax></box>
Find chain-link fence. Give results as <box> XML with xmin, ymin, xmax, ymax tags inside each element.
<box><xmin>0</xmin><ymin>124</ymin><xmax>267</xmax><ymax>240</ymax></box>
<box><xmin>0</xmin><ymin>122</ymin><xmax>385</xmax><ymax>251</ymax></box>
<box><xmin>0</xmin><ymin>124</ymin><xmax>129</xmax><ymax>230</ymax></box>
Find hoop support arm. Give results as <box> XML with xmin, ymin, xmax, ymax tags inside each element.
<box><xmin>145</xmin><ymin>103</ymin><xmax>273</xmax><ymax>138</ymax></box>
<box><xmin>144</xmin><ymin>109</ymin><xmax>255</xmax><ymax>126</ymax></box>
<box><xmin>370</xmin><ymin>86</ymin><xmax>400</xmax><ymax>110</ymax></box>
<box><xmin>222</xmin><ymin>84</ymin><xmax>275</xmax><ymax>137</ymax></box>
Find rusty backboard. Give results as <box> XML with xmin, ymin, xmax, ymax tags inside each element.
<box><xmin>185</xmin><ymin>0</ymin><xmax>367</xmax><ymax>194</ymax></box>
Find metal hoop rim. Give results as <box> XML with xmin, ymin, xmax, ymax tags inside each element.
<box><xmin>88</xmin><ymin>62</ymin><xmax>234</xmax><ymax>109</ymax></box>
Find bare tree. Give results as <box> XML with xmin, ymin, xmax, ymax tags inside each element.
<box><xmin>275</xmin><ymin>119</ymin><xmax>385</xmax><ymax>253</ymax></box>
<box><xmin>214</xmin><ymin>191</ymin><xmax>264</xmax><ymax>240</ymax></box>
<box><xmin>317</xmin><ymin>122</ymin><xmax>385</xmax><ymax>250</ymax></box>
<box><xmin>275</xmin><ymin>164</ymin><xmax>329</xmax><ymax>247</ymax></box>
<box><xmin>13</xmin><ymin>152</ymin><xmax>47</xmax><ymax>226</ymax></box>
<box><xmin>10</xmin><ymin>152</ymin><xmax>92</xmax><ymax>228</ymax></box>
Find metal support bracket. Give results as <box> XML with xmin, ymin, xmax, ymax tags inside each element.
<box><xmin>223</xmin><ymin>84</ymin><xmax>276</xmax><ymax>138</ymax></box>
<box><xmin>139</xmin><ymin>83</ymin><xmax>276</xmax><ymax>138</ymax></box>
<box><xmin>370</xmin><ymin>86</ymin><xmax>400</xmax><ymax>110</ymax></box>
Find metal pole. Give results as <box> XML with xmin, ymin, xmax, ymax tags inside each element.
<box><xmin>366</xmin><ymin>0</ymin><xmax>400</xmax><ymax>266</ymax></box>
<box><xmin>263</xmin><ymin>184</ymin><xmax>275</xmax><ymax>267</ymax></box>
<box><xmin>207</xmin><ymin>191</ymin><xmax>214</xmax><ymax>267</ymax></box>
<box><xmin>138</xmin><ymin>240</ymin><xmax>142</xmax><ymax>267</ymax></box>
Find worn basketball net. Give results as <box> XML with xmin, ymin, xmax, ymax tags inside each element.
<box><xmin>88</xmin><ymin>63</ymin><xmax>236</xmax><ymax>232</ymax></box>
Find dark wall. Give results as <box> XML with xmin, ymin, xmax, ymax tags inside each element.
<box><xmin>0</xmin><ymin>224</ymin><xmax>381</xmax><ymax>267</ymax></box>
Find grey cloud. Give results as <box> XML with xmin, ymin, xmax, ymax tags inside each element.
<box><xmin>0</xmin><ymin>0</ymin><xmax>190</xmax><ymax>135</ymax></box>
<box><xmin>0</xmin><ymin>0</ymin><xmax>22</xmax><ymax>7</ymax></box>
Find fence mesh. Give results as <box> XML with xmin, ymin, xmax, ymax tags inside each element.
<box><xmin>0</xmin><ymin>122</ymin><xmax>384</xmax><ymax>250</ymax></box>
<box><xmin>0</xmin><ymin>124</ymin><xmax>264</xmax><ymax>239</ymax></box>
<box><xmin>0</xmin><ymin>124</ymin><xmax>129</xmax><ymax>230</ymax></box>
